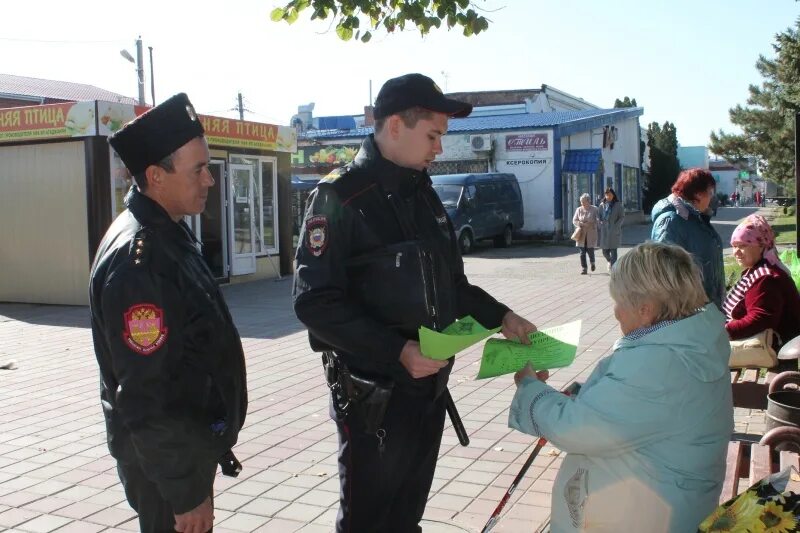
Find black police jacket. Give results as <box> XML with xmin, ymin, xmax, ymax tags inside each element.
<box><xmin>293</xmin><ymin>135</ymin><xmax>509</xmax><ymax>396</ymax></box>
<box><xmin>88</xmin><ymin>187</ymin><xmax>247</xmax><ymax>514</ymax></box>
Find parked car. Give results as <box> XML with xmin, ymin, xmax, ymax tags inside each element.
<box><xmin>431</xmin><ymin>172</ymin><xmax>524</xmax><ymax>254</ymax></box>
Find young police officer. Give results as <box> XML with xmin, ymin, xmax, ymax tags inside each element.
<box><xmin>293</xmin><ymin>73</ymin><xmax>536</xmax><ymax>533</ymax></box>
<box><xmin>89</xmin><ymin>93</ymin><xmax>247</xmax><ymax>533</ymax></box>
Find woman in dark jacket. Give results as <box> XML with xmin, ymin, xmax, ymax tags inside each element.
<box><xmin>651</xmin><ymin>168</ymin><xmax>725</xmax><ymax>308</ymax></box>
<box><xmin>723</xmin><ymin>214</ymin><xmax>800</xmax><ymax>351</ymax></box>
<box><xmin>598</xmin><ymin>187</ymin><xmax>624</xmax><ymax>269</ymax></box>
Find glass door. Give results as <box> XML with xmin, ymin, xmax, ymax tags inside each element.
<box><xmin>205</xmin><ymin>161</ymin><xmax>228</xmax><ymax>278</ymax></box>
<box><xmin>228</xmin><ymin>164</ymin><xmax>256</xmax><ymax>275</ymax></box>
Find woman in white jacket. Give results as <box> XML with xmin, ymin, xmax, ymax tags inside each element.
<box><xmin>509</xmin><ymin>242</ymin><xmax>733</xmax><ymax>533</ymax></box>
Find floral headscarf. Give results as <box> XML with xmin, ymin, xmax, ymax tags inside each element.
<box><xmin>730</xmin><ymin>214</ymin><xmax>787</xmax><ymax>272</ymax></box>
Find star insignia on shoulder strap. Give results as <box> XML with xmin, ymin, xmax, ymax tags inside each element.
<box><xmin>320</xmin><ymin>166</ymin><xmax>349</xmax><ymax>183</ymax></box>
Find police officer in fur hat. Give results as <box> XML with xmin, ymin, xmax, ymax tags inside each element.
<box><xmin>293</xmin><ymin>73</ymin><xmax>537</xmax><ymax>532</ymax></box>
<box><xmin>89</xmin><ymin>93</ymin><xmax>248</xmax><ymax>533</ymax></box>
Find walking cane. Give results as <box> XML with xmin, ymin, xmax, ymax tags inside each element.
<box><xmin>481</xmin><ymin>382</ymin><xmax>581</xmax><ymax>533</ymax></box>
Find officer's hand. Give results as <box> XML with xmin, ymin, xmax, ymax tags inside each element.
<box><xmin>174</xmin><ymin>496</ymin><xmax>213</xmax><ymax>533</ymax></box>
<box><xmin>399</xmin><ymin>340</ymin><xmax>447</xmax><ymax>379</ymax></box>
<box><xmin>501</xmin><ymin>311</ymin><xmax>537</xmax><ymax>345</ymax></box>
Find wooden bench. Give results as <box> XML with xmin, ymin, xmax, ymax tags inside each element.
<box><xmin>731</xmin><ymin>335</ymin><xmax>800</xmax><ymax>410</ymax></box>
<box><xmin>722</xmin><ymin>426</ymin><xmax>800</xmax><ymax>503</ymax></box>
<box><xmin>730</xmin><ymin>366</ymin><xmax>800</xmax><ymax>410</ymax></box>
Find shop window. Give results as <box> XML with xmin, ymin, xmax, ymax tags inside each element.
<box><xmin>623</xmin><ymin>166</ymin><xmax>640</xmax><ymax>211</ymax></box>
<box><xmin>110</xmin><ymin>149</ymin><xmax>134</xmax><ymax>218</ymax></box>
<box><xmin>230</xmin><ymin>155</ymin><xmax>279</xmax><ymax>255</ymax></box>
<box><xmin>260</xmin><ymin>160</ymin><xmax>276</xmax><ymax>250</ymax></box>
<box><xmin>428</xmin><ymin>160</ymin><xmax>489</xmax><ymax>175</ymax></box>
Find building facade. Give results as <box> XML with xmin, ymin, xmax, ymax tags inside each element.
<box><xmin>0</xmin><ymin>99</ymin><xmax>297</xmax><ymax>305</ymax></box>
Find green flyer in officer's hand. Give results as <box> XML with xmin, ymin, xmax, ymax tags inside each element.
<box><xmin>477</xmin><ymin>320</ymin><xmax>582</xmax><ymax>379</ymax></box>
<box><xmin>419</xmin><ymin>315</ymin><xmax>502</xmax><ymax>360</ymax></box>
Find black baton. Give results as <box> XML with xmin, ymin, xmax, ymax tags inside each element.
<box><xmin>445</xmin><ymin>389</ymin><xmax>470</xmax><ymax>446</ymax></box>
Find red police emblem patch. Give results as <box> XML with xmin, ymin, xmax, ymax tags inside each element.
<box><xmin>306</xmin><ymin>215</ymin><xmax>328</xmax><ymax>257</ymax></box>
<box><xmin>123</xmin><ymin>303</ymin><xmax>168</xmax><ymax>355</ymax></box>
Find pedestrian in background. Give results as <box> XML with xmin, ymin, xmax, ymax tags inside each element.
<box><xmin>598</xmin><ymin>187</ymin><xmax>624</xmax><ymax>270</ymax></box>
<box><xmin>573</xmin><ymin>193</ymin><xmax>598</xmax><ymax>275</ymax></box>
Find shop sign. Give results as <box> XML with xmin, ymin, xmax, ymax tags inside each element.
<box><xmin>505</xmin><ymin>133</ymin><xmax>548</xmax><ymax>152</ymax></box>
<box><xmin>502</xmin><ymin>157</ymin><xmax>551</xmax><ymax>167</ymax></box>
<box><xmin>0</xmin><ymin>102</ymin><xmax>98</xmax><ymax>142</ymax></box>
<box><xmin>200</xmin><ymin>115</ymin><xmax>296</xmax><ymax>153</ymax></box>
<box><xmin>291</xmin><ymin>145</ymin><xmax>360</xmax><ymax>167</ymax></box>
<box><xmin>0</xmin><ymin>100</ymin><xmax>297</xmax><ymax>153</ymax></box>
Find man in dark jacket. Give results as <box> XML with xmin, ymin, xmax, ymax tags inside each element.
<box><xmin>293</xmin><ymin>73</ymin><xmax>536</xmax><ymax>533</ymax></box>
<box><xmin>89</xmin><ymin>93</ymin><xmax>247</xmax><ymax>533</ymax></box>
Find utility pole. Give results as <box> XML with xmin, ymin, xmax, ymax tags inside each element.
<box><xmin>135</xmin><ymin>36</ymin><xmax>145</xmax><ymax>106</ymax></box>
<box><xmin>237</xmin><ymin>92</ymin><xmax>244</xmax><ymax>121</ymax></box>
<box><xmin>148</xmin><ymin>46</ymin><xmax>155</xmax><ymax>105</ymax></box>
<box><xmin>795</xmin><ymin>112</ymin><xmax>799</xmax><ymax>250</ymax></box>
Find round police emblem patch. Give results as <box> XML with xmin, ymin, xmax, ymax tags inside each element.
<box><xmin>306</xmin><ymin>215</ymin><xmax>328</xmax><ymax>257</ymax></box>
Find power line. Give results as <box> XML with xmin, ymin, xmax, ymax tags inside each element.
<box><xmin>0</xmin><ymin>37</ymin><xmax>126</xmax><ymax>44</ymax></box>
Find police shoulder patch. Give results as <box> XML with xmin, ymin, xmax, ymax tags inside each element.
<box><xmin>305</xmin><ymin>215</ymin><xmax>329</xmax><ymax>257</ymax></box>
<box><xmin>123</xmin><ymin>303</ymin><xmax>168</xmax><ymax>355</ymax></box>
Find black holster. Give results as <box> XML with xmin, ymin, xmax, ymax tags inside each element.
<box><xmin>323</xmin><ymin>351</ymin><xmax>393</xmax><ymax>434</ymax></box>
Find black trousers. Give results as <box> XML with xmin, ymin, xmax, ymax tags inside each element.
<box><xmin>332</xmin><ymin>388</ymin><xmax>447</xmax><ymax>533</ymax></box>
<box><xmin>579</xmin><ymin>246</ymin><xmax>595</xmax><ymax>270</ymax></box>
<box><xmin>117</xmin><ymin>458</ymin><xmax>214</xmax><ymax>533</ymax></box>
<box><xmin>601</xmin><ymin>248</ymin><xmax>618</xmax><ymax>265</ymax></box>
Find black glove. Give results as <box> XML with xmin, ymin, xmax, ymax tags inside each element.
<box><xmin>218</xmin><ymin>450</ymin><xmax>242</xmax><ymax>478</ymax></box>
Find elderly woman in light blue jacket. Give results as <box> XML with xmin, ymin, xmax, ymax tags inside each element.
<box><xmin>509</xmin><ymin>242</ymin><xmax>733</xmax><ymax>533</ymax></box>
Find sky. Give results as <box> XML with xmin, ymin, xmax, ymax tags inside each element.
<box><xmin>1</xmin><ymin>0</ymin><xmax>798</xmax><ymax>147</ymax></box>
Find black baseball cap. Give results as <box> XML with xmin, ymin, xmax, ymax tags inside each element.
<box><xmin>373</xmin><ymin>73</ymin><xmax>472</xmax><ymax>120</ymax></box>
<box><xmin>108</xmin><ymin>93</ymin><xmax>205</xmax><ymax>175</ymax></box>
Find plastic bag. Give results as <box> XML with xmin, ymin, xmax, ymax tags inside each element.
<box><xmin>698</xmin><ymin>467</ymin><xmax>800</xmax><ymax>532</ymax></box>
<box><xmin>780</xmin><ymin>249</ymin><xmax>800</xmax><ymax>292</ymax></box>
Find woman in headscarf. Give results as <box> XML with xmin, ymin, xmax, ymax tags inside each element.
<box><xmin>723</xmin><ymin>214</ymin><xmax>800</xmax><ymax>351</ymax></box>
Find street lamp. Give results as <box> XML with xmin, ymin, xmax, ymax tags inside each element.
<box><xmin>120</xmin><ymin>36</ymin><xmax>145</xmax><ymax>106</ymax></box>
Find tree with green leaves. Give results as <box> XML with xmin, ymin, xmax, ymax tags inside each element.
<box><xmin>614</xmin><ymin>96</ymin><xmax>638</xmax><ymax>108</ymax></box>
<box><xmin>270</xmin><ymin>0</ymin><xmax>491</xmax><ymax>42</ymax></box>
<box><xmin>709</xmin><ymin>17</ymin><xmax>800</xmax><ymax>191</ymax></box>
<box><xmin>643</xmin><ymin>121</ymin><xmax>681</xmax><ymax>213</ymax></box>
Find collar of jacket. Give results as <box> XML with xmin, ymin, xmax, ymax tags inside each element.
<box><xmin>352</xmin><ymin>134</ymin><xmax>431</xmax><ymax>198</ymax></box>
<box><xmin>667</xmin><ymin>193</ymin><xmax>704</xmax><ymax>221</ymax></box>
<box><xmin>124</xmin><ymin>186</ymin><xmax>198</xmax><ymax>244</ymax></box>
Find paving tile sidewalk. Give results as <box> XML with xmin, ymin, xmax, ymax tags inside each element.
<box><xmin>0</xmin><ymin>206</ymin><xmax>766</xmax><ymax>532</ymax></box>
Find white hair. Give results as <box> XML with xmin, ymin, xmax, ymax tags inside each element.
<box><xmin>609</xmin><ymin>241</ymin><xmax>708</xmax><ymax>321</ymax></box>
<box><xmin>580</xmin><ymin>193</ymin><xmax>591</xmax><ymax>203</ymax></box>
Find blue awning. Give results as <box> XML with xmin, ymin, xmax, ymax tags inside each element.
<box><xmin>562</xmin><ymin>149</ymin><xmax>602</xmax><ymax>173</ymax></box>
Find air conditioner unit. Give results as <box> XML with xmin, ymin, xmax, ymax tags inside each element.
<box><xmin>470</xmin><ymin>134</ymin><xmax>492</xmax><ymax>151</ymax></box>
